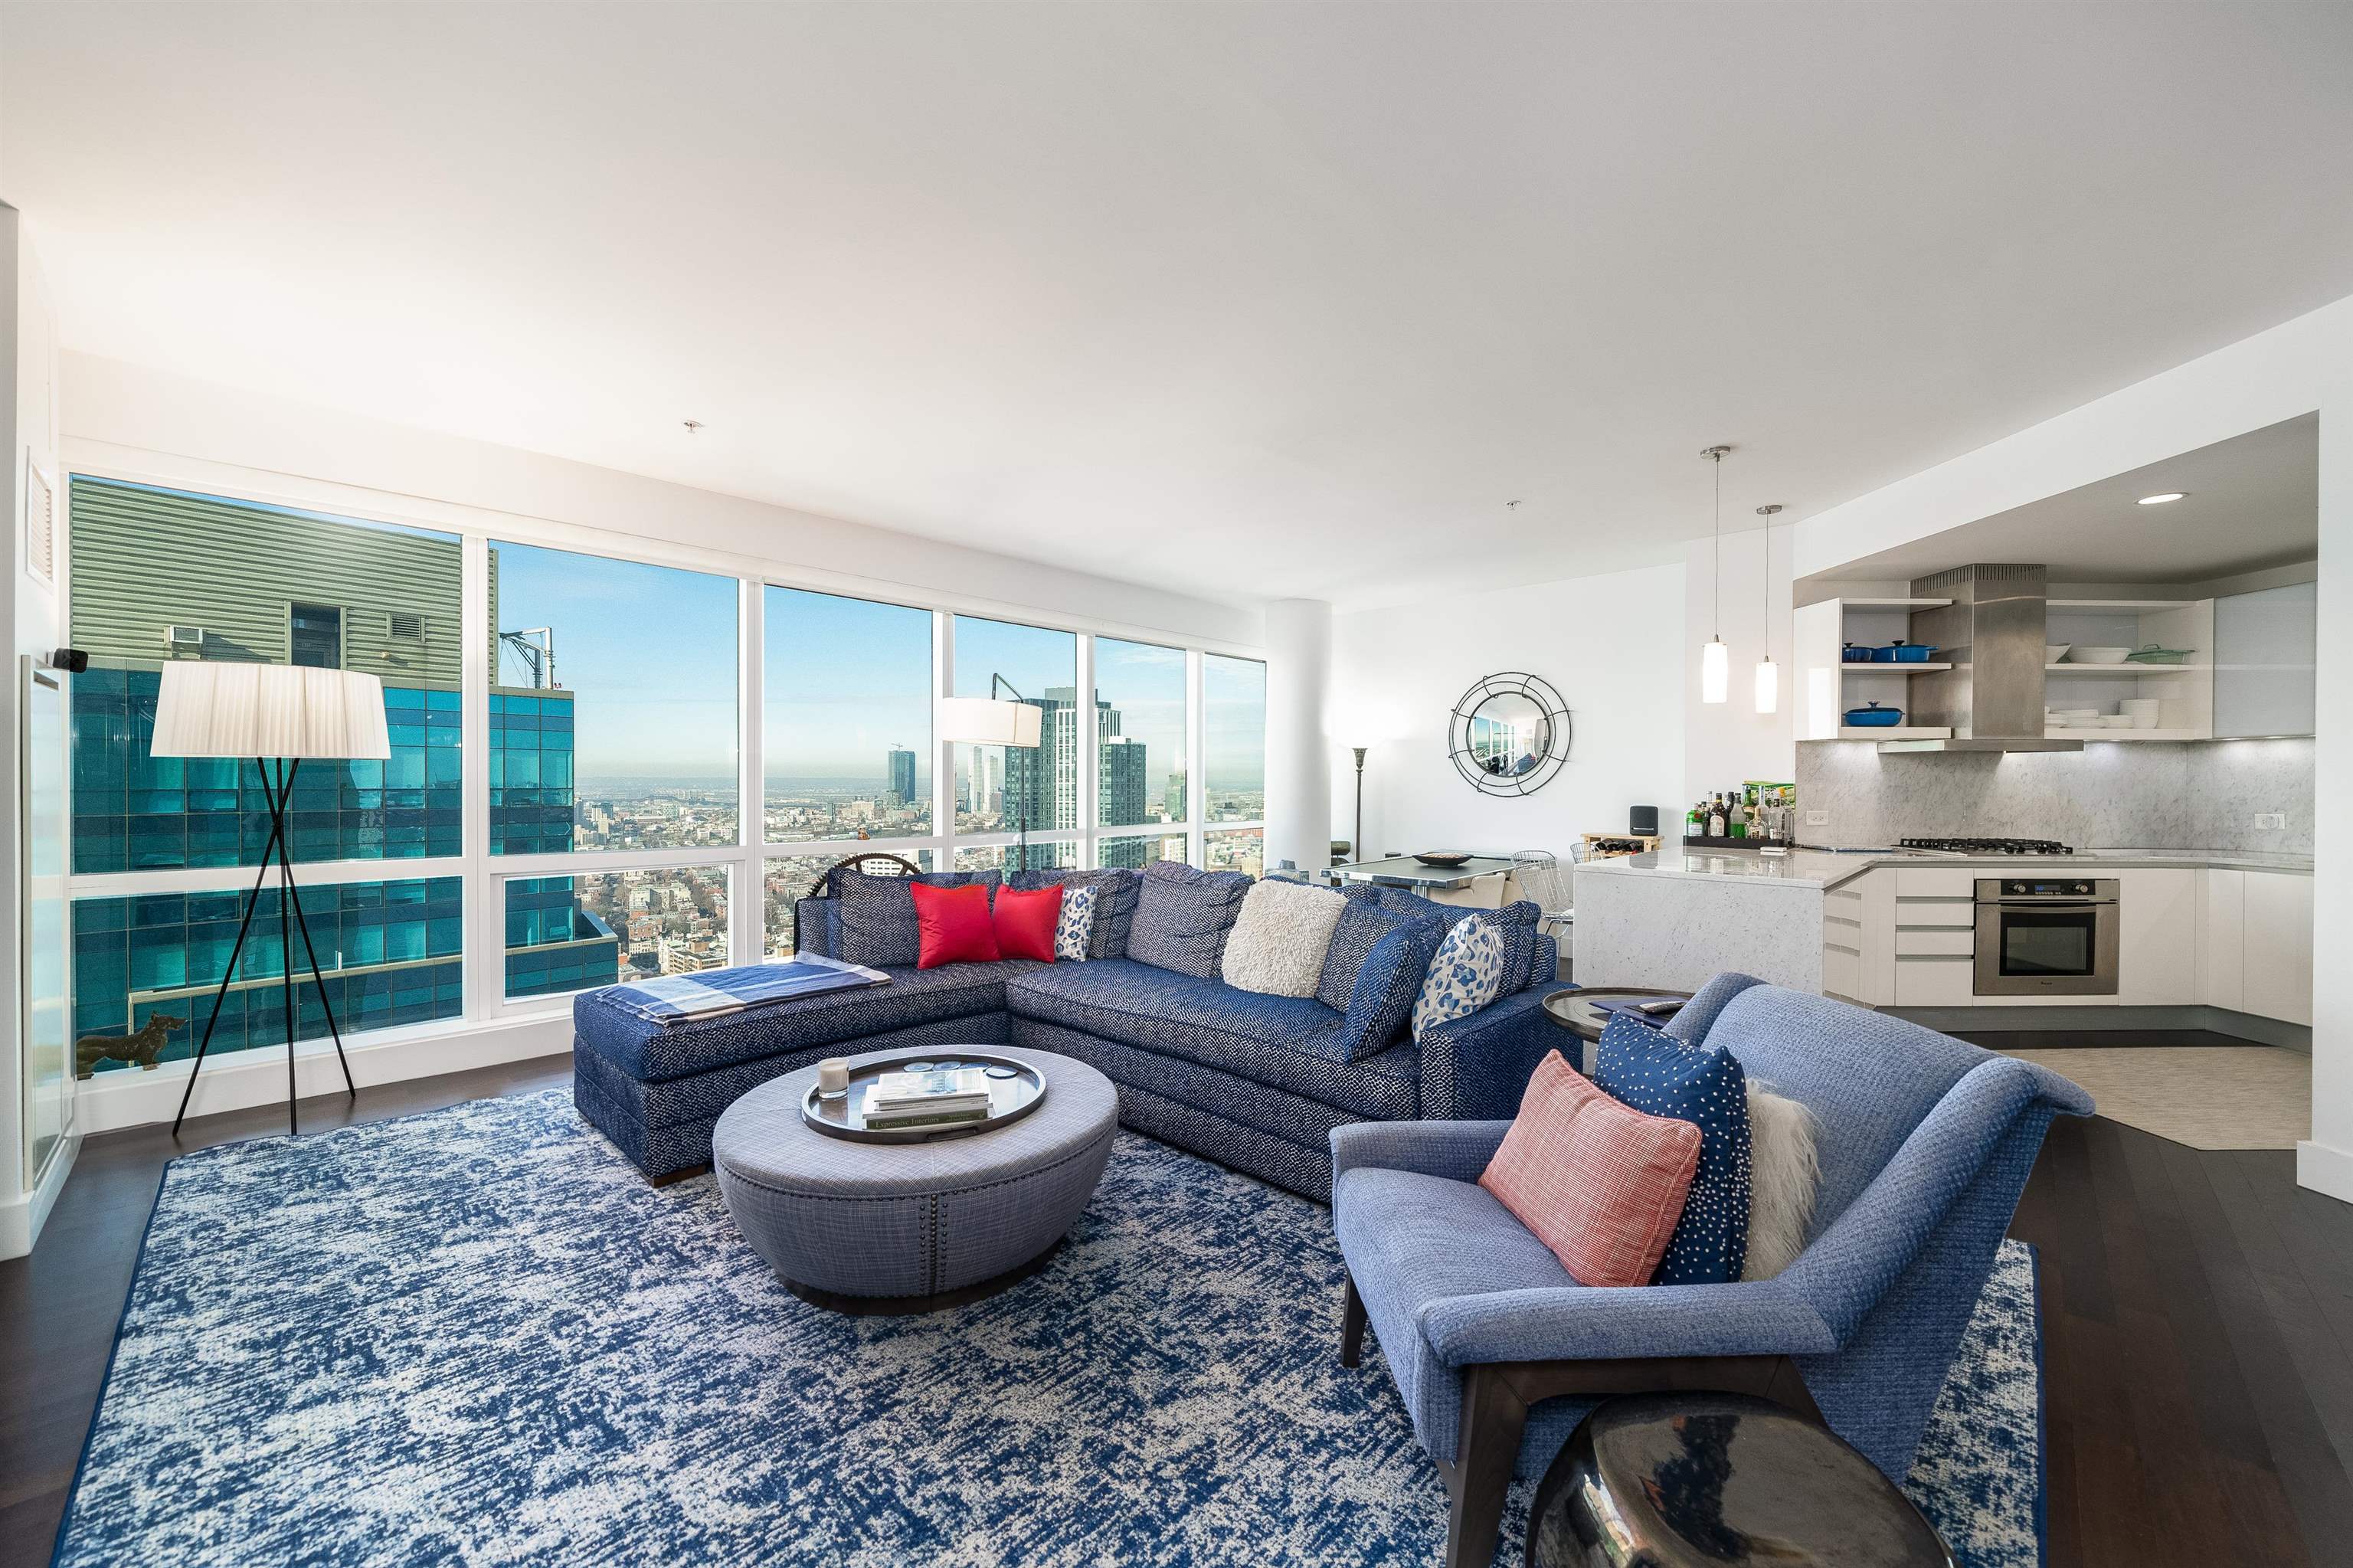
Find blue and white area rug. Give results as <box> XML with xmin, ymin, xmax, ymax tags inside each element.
<box><xmin>57</xmin><ymin>1090</ymin><xmax>2041</xmax><ymax>1566</ymax></box>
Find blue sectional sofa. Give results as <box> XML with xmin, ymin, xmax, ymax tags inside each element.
<box><xmin>572</xmin><ymin>864</ymin><xmax>1561</xmax><ymax>1199</ymax></box>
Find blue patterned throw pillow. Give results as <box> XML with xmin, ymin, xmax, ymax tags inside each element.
<box><xmin>1010</xmin><ymin>867</ymin><xmax>1141</xmax><ymax>958</ymax></box>
<box><xmin>832</xmin><ymin>868</ymin><xmax>1001</xmax><ymax>968</ymax></box>
<box><xmin>1053</xmin><ymin>883</ymin><xmax>1098</xmax><ymax>962</ymax></box>
<box><xmin>1592</xmin><ymin>1012</ymin><xmax>1752</xmax><ymax>1285</ymax></box>
<box><xmin>1126</xmin><ymin>860</ymin><xmax>1252</xmax><ymax>979</ymax></box>
<box><xmin>1316</xmin><ymin>900</ymin><xmax>1408</xmax><ymax>1013</ymax></box>
<box><xmin>1410</xmin><ymin>913</ymin><xmax>1508</xmax><ymax>1043</ymax></box>
<box><xmin>1340</xmin><ymin>917</ymin><xmax>1446</xmax><ymax>1059</ymax></box>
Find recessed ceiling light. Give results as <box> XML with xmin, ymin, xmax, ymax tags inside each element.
<box><xmin>2137</xmin><ymin>492</ymin><xmax>2186</xmax><ymax>505</ymax></box>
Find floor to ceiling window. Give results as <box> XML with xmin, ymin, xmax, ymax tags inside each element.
<box><xmin>1202</xmin><ymin>653</ymin><xmax>1268</xmax><ymax>876</ymax></box>
<box><xmin>764</xmin><ymin>588</ymin><xmax>933</xmax><ymax>845</ymax></box>
<box><xmin>64</xmin><ymin>468</ymin><xmax>1270</xmax><ymax>1055</ymax></box>
<box><xmin>952</xmin><ymin>614</ymin><xmax>1078</xmax><ymax>872</ymax></box>
<box><xmin>64</xmin><ymin>477</ymin><xmax>469</xmax><ymax>1072</ymax></box>
<box><xmin>1093</xmin><ymin>637</ymin><xmax>1186</xmax><ymax>869</ymax></box>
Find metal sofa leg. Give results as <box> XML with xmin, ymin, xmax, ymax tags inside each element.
<box><xmin>1341</xmin><ymin>1272</ymin><xmax>1366</xmax><ymax>1367</ymax></box>
<box><xmin>1445</xmin><ymin>1364</ymin><xmax>1527</xmax><ymax>1568</ymax></box>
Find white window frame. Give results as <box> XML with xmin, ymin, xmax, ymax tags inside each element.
<box><xmin>58</xmin><ymin>450</ymin><xmax>1268</xmax><ymax>1059</ymax></box>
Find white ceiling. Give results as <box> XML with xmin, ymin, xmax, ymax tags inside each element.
<box><xmin>5</xmin><ymin>3</ymin><xmax>2352</xmax><ymax>610</ymax></box>
<box><xmin>1807</xmin><ymin>414</ymin><xmax>2319</xmax><ymax>588</ymax></box>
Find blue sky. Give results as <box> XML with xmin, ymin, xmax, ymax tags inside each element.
<box><xmin>493</xmin><ymin>545</ymin><xmax>1262</xmax><ymax>787</ymax></box>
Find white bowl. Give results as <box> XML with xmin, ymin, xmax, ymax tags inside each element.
<box><xmin>2130</xmin><ymin>713</ymin><xmax>2161</xmax><ymax>728</ymax></box>
<box><xmin>2067</xmin><ymin>647</ymin><xmax>2132</xmax><ymax>664</ymax></box>
<box><xmin>2045</xmin><ymin>643</ymin><xmax>2071</xmax><ymax>663</ymax></box>
<box><xmin>2099</xmin><ymin>715</ymin><xmax>2136</xmax><ymax>728</ymax></box>
<box><xmin>2119</xmin><ymin>699</ymin><xmax>2161</xmax><ymax>717</ymax></box>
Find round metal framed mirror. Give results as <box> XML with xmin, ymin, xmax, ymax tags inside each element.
<box><xmin>1448</xmin><ymin>672</ymin><xmax>1571</xmax><ymax>795</ymax></box>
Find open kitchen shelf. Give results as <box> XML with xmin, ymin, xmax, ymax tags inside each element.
<box><xmin>2044</xmin><ymin>728</ymin><xmax>2204</xmax><ymax>741</ymax></box>
<box><xmin>1838</xmin><ymin>597</ymin><xmax>1954</xmax><ymax>610</ymax></box>
<box><xmin>2046</xmin><ymin>663</ymin><xmax>2212</xmax><ymax>674</ymax></box>
<box><xmin>1837</xmin><ymin>725</ymin><xmax>1952</xmax><ymax>740</ymax></box>
<box><xmin>1844</xmin><ymin>662</ymin><xmax>1953</xmax><ymax>674</ymax></box>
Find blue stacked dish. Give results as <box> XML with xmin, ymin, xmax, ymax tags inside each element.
<box><xmin>1843</xmin><ymin>702</ymin><xmax>1903</xmax><ymax>727</ymax></box>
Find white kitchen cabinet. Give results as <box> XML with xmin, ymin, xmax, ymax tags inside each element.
<box><xmin>2201</xmin><ymin>869</ymin><xmax>2246</xmax><ymax>1012</ymax></box>
<box><xmin>1893</xmin><ymin>955</ymin><xmax>1976</xmax><ymax>1007</ymax></box>
<box><xmin>2241</xmin><ymin>870</ymin><xmax>2314</xmax><ymax>1026</ymax></box>
<box><xmin>2116</xmin><ymin>868</ymin><xmax>2199</xmax><ymax>1006</ymax></box>
<box><xmin>2213</xmin><ymin>581</ymin><xmax>2315</xmax><ymax>738</ymax></box>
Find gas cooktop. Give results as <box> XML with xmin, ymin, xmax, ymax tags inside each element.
<box><xmin>1898</xmin><ymin>836</ymin><xmax>2076</xmax><ymax>856</ymax></box>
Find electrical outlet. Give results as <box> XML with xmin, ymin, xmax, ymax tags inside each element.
<box><xmin>2254</xmin><ymin>812</ymin><xmax>2286</xmax><ymax>831</ymax></box>
<box><xmin>1806</xmin><ymin>810</ymin><xmax>1829</xmax><ymax>827</ymax></box>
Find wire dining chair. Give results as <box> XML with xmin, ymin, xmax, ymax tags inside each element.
<box><xmin>1508</xmin><ymin>849</ymin><xmax>1574</xmax><ymax>938</ymax></box>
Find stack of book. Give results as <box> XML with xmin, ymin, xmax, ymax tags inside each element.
<box><xmin>862</xmin><ymin>1067</ymin><xmax>993</xmax><ymax>1129</ymax></box>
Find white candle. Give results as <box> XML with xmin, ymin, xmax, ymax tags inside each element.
<box><xmin>817</xmin><ymin>1058</ymin><xmax>850</xmax><ymax>1099</ymax></box>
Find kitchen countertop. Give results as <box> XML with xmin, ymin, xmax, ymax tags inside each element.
<box><xmin>1574</xmin><ymin>845</ymin><xmax>2313</xmax><ymax>891</ymax></box>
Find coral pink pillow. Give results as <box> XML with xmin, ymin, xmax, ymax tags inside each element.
<box><xmin>992</xmin><ymin>885</ymin><xmax>1064</xmax><ymax>963</ymax></box>
<box><xmin>1480</xmin><ymin>1050</ymin><xmax>1702</xmax><ymax>1287</ymax></box>
<box><xmin>910</xmin><ymin>882</ymin><xmax>1000</xmax><ymax>968</ymax></box>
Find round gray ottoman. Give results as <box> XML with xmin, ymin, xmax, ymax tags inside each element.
<box><xmin>713</xmin><ymin>1046</ymin><xmax>1118</xmax><ymax>1313</ymax></box>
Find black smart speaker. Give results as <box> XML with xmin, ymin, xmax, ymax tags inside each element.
<box><xmin>49</xmin><ymin>647</ymin><xmax>89</xmax><ymax>674</ymax></box>
<box><xmin>1628</xmin><ymin>805</ymin><xmax>1659</xmax><ymax>836</ymax></box>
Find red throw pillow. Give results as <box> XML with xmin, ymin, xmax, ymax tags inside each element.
<box><xmin>992</xmin><ymin>885</ymin><xmax>1064</xmax><ymax>963</ymax></box>
<box><xmin>1479</xmin><ymin>1050</ymin><xmax>1701</xmax><ymax>1287</ymax></box>
<box><xmin>910</xmin><ymin>882</ymin><xmax>1000</xmax><ymax>968</ymax></box>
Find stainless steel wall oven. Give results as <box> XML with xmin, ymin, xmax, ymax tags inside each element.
<box><xmin>1973</xmin><ymin>877</ymin><xmax>2119</xmax><ymax>996</ymax></box>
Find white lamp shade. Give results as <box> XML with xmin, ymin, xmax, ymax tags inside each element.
<box><xmin>151</xmin><ymin>663</ymin><xmax>393</xmax><ymax>760</ymax></box>
<box><xmin>1754</xmin><ymin>656</ymin><xmax>1779</xmax><ymax>715</ymax></box>
<box><xmin>1700</xmin><ymin>638</ymin><xmax>1730</xmax><ymax>704</ymax></box>
<box><xmin>937</xmin><ymin>696</ymin><xmax>1042</xmax><ymax>748</ymax></box>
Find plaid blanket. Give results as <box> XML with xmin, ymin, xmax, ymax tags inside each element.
<box><xmin>602</xmin><ymin>953</ymin><xmax>891</xmax><ymax>1029</ymax></box>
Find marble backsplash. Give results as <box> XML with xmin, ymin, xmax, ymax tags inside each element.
<box><xmin>1795</xmin><ymin>738</ymin><xmax>2314</xmax><ymax>854</ymax></box>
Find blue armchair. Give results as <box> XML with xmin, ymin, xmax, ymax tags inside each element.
<box><xmin>1328</xmin><ymin>973</ymin><xmax>2095</xmax><ymax>1568</ymax></box>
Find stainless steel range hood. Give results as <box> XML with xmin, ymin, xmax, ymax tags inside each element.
<box><xmin>1874</xmin><ymin>564</ymin><xmax>2082</xmax><ymax>754</ymax></box>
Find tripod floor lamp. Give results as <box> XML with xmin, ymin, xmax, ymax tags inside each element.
<box><xmin>150</xmin><ymin>661</ymin><xmax>392</xmax><ymax>1136</ymax></box>
<box><xmin>938</xmin><ymin>681</ymin><xmax>1044</xmax><ymax>871</ymax></box>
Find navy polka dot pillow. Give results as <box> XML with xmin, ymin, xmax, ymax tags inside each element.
<box><xmin>1592</xmin><ymin>1012</ymin><xmax>1752</xmax><ymax>1285</ymax></box>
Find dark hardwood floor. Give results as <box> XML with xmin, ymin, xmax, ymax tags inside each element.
<box><xmin>5</xmin><ymin>1048</ymin><xmax>2351</xmax><ymax>1566</ymax></box>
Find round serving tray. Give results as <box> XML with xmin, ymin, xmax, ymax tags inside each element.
<box><xmin>800</xmin><ymin>1052</ymin><xmax>1048</xmax><ymax>1144</ymax></box>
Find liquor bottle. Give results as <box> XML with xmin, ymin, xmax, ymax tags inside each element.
<box><xmin>1728</xmin><ymin>793</ymin><xmax>1748</xmax><ymax>839</ymax></box>
<box><xmin>1706</xmin><ymin>796</ymin><xmax>1726</xmax><ymax>837</ymax></box>
<box><xmin>1685</xmin><ymin>801</ymin><xmax>1702</xmax><ymax>836</ymax></box>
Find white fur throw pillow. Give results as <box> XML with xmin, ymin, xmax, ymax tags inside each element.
<box><xmin>1742</xmin><ymin>1082</ymin><xmax>1821</xmax><ymax>1281</ymax></box>
<box><xmin>1219</xmin><ymin>880</ymin><xmax>1349</xmax><ymax>998</ymax></box>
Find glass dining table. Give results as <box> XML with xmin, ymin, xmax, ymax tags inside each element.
<box><xmin>1327</xmin><ymin>854</ymin><xmax>1519</xmax><ymax>892</ymax></box>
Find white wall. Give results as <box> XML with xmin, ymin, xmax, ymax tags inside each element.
<box><xmin>1683</xmin><ymin>525</ymin><xmax>1796</xmax><ymax>803</ymax></box>
<box><xmin>61</xmin><ymin>352</ymin><xmax>1263</xmax><ymax>653</ymax></box>
<box><xmin>1327</xmin><ymin>560</ymin><xmax>1684</xmax><ymax>862</ymax></box>
<box><xmin>1792</xmin><ymin>288</ymin><xmax>2353</xmax><ymax>1204</ymax></box>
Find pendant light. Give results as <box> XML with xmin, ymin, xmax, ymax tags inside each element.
<box><xmin>1700</xmin><ymin>445</ymin><xmax>1732</xmax><ymax>703</ymax></box>
<box><xmin>1754</xmin><ymin>503</ymin><xmax>1783</xmax><ymax>714</ymax></box>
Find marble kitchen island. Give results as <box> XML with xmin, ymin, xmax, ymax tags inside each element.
<box><xmin>1572</xmin><ymin>848</ymin><xmax>1852</xmax><ymax>994</ymax></box>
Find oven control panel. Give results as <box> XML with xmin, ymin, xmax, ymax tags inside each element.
<box><xmin>1976</xmin><ymin>878</ymin><xmax>2119</xmax><ymax>902</ymax></box>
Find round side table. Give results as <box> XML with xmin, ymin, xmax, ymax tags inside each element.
<box><xmin>1526</xmin><ymin>1393</ymin><xmax>1955</xmax><ymax>1567</ymax></box>
<box><xmin>1540</xmin><ymin>987</ymin><xmax>1694</xmax><ymax>1071</ymax></box>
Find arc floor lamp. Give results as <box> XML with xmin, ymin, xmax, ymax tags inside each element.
<box><xmin>151</xmin><ymin>661</ymin><xmax>392</xmax><ymax>1136</ymax></box>
<box><xmin>938</xmin><ymin>681</ymin><xmax>1044</xmax><ymax>871</ymax></box>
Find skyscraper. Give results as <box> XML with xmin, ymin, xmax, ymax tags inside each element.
<box><xmin>1100</xmin><ymin>736</ymin><xmax>1148</xmax><ymax>828</ymax></box>
<box><xmin>887</xmin><ymin>746</ymin><xmax>917</xmax><ymax>807</ymax></box>
<box><xmin>66</xmin><ymin>476</ymin><xmax>617</xmax><ymax>1059</ymax></box>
